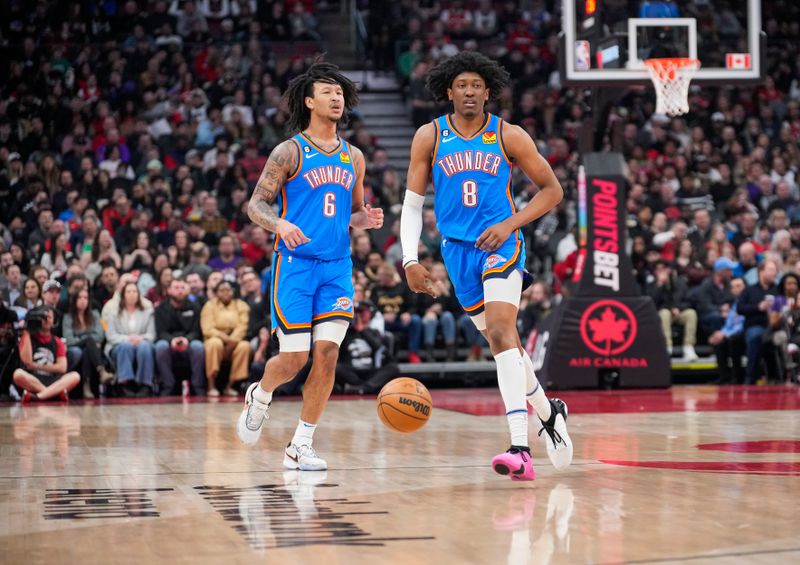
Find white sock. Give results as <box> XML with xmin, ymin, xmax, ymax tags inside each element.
<box><xmin>522</xmin><ymin>351</ymin><xmax>552</xmax><ymax>422</ymax></box>
<box><xmin>495</xmin><ymin>348</ymin><xmax>529</xmax><ymax>447</ymax></box>
<box><xmin>291</xmin><ymin>419</ymin><xmax>316</xmax><ymax>447</ymax></box>
<box><xmin>253</xmin><ymin>383</ymin><xmax>273</xmax><ymax>405</ymax></box>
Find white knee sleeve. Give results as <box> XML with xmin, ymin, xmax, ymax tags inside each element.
<box><xmin>470</xmin><ymin>311</ymin><xmax>487</xmax><ymax>331</ymax></box>
<box><xmin>277</xmin><ymin>328</ymin><xmax>311</xmax><ymax>353</ymax></box>
<box><xmin>484</xmin><ymin>270</ymin><xmax>523</xmax><ymax>307</ymax></box>
<box><xmin>312</xmin><ymin>320</ymin><xmax>349</xmax><ymax>346</ymax></box>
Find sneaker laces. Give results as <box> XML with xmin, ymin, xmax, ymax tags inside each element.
<box><xmin>538</xmin><ymin>411</ymin><xmax>565</xmax><ymax>447</ymax></box>
<box><xmin>508</xmin><ymin>445</ymin><xmax>530</xmax><ymax>461</ymax></box>
<box><xmin>245</xmin><ymin>399</ymin><xmax>270</xmax><ymax>430</ymax></box>
<box><xmin>295</xmin><ymin>444</ymin><xmax>319</xmax><ymax>460</ymax></box>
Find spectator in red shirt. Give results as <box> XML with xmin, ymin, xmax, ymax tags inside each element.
<box><xmin>237</xmin><ymin>139</ymin><xmax>267</xmax><ymax>184</ymax></box>
<box><xmin>102</xmin><ymin>193</ymin><xmax>134</xmax><ymax>237</ymax></box>
<box><xmin>13</xmin><ymin>307</ymin><xmax>80</xmax><ymax>402</ymax></box>
<box><xmin>240</xmin><ymin>227</ymin><xmax>271</xmax><ymax>270</ymax></box>
<box><xmin>506</xmin><ymin>20</ymin><xmax>534</xmax><ymax>54</ymax></box>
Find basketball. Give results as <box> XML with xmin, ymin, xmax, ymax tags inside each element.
<box><xmin>376</xmin><ymin>378</ymin><xmax>433</xmax><ymax>433</ymax></box>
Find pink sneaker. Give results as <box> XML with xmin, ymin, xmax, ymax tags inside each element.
<box><xmin>492</xmin><ymin>446</ymin><xmax>535</xmax><ymax>481</ymax></box>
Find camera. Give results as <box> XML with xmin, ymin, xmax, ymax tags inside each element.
<box><xmin>24</xmin><ymin>307</ymin><xmax>50</xmax><ymax>333</ymax></box>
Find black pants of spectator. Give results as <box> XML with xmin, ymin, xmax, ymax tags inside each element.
<box><xmin>0</xmin><ymin>346</ymin><xmax>19</xmax><ymax>398</ymax></box>
<box><xmin>714</xmin><ymin>333</ymin><xmax>745</xmax><ymax>384</ymax></box>
<box><xmin>700</xmin><ymin>312</ymin><xmax>725</xmax><ymax>337</ymax></box>
<box><xmin>70</xmin><ymin>337</ymin><xmax>105</xmax><ymax>397</ymax></box>
<box><xmin>335</xmin><ymin>363</ymin><xmax>399</xmax><ymax>394</ymax></box>
<box><xmin>745</xmin><ymin>325</ymin><xmax>783</xmax><ymax>383</ymax></box>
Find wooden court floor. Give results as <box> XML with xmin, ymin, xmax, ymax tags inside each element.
<box><xmin>1</xmin><ymin>385</ymin><xmax>799</xmax><ymax>565</ymax></box>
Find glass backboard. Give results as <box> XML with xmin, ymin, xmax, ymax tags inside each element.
<box><xmin>562</xmin><ymin>0</ymin><xmax>763</xmax><ymax>84</ymax></box>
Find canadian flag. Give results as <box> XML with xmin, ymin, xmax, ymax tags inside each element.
<box><xmin>726</xmin><ymin>53</ymin><xmax>752</xmax><ymax>70</ymax></box>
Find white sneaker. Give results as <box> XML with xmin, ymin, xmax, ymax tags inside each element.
<box><xmin>283</xmin><ymin>442</ymin><xmax>327</xmax><ymax>471</ymax></box>
<box><xmin>538</xmin><ymin>398</ymin><xmax>573</xmax><ymax>471</ymax></box>
<box><xmin>236</xmin><ymin>382</ymin><xmax>270</xmax><ymax>446</ymax></box>
<box><xmin>683</xmin><ymin>345</ymin><xmax>699</xmax><ymax>361</ymax></box>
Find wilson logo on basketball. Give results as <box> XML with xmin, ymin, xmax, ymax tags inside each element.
<box><xmin>398</xmin><ymin>397</ymin><xmax>431</xmax><ymax>416</ymax></box>
<box><xmin>331</xmin><ymin>297</ymin><xmax>352</xmax><ymax>311</ymax></box>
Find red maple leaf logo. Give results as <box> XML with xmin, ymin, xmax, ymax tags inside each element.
<box><xmin>587</xmin><ymin>307</ymin><xmax>629</xmax><ymax>355</ymax></box>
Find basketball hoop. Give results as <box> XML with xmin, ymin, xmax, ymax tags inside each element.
<box><xmin>644</xmin><ymin>58</ymin><xmax>701</xmax><ymax>117</ymax></box>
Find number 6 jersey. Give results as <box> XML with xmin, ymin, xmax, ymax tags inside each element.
<box><xmin>430</xmin><ymin>113</ymin><xmax>516</xmax><ymax>242</ymax></box>
<box><xmin>275</xmin><ymin>133</ymin><xmax>356</xmax><ymax>260</ymax></box>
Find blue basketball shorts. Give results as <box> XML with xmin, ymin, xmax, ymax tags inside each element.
<box><xmin>440</xmin><ymin>232</ymin><xmax>527</xmax><ymax>316</ymax></box>
<box><xmin>270</xmin><ymin>252</ymin><xmax>354</xmax><ymax>334</ymax></box>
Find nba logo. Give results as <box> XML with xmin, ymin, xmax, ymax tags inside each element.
<box><xmin>575</xmin><ymin>40</ymin><xmax>591</xmax><ymax>71</ymax></box>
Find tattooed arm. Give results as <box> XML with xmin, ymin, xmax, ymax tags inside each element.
<box><xmin>247</xmin><ymin>140</ymin><xmax>310</xmax><ymax>250</ymax></box>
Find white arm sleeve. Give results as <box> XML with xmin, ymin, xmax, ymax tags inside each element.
<box><xmin>400</xmin><ymin>191</ymin><xmax>426</xmax><ymax>267</ymax></box>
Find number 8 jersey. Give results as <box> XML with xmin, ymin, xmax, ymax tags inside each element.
<box><xmin>275</xmin><ymin>133</ymin><xmax>356</xmax><ymax>260</ymax></box>
<box><xmin>431</xmin><ymin>113</ymin><xmax>515</xmax><ymax>242</ymax></box>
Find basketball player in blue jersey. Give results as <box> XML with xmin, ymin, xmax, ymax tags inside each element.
<box><xmin>237</xmin><ymin>62</ymin><xmax>384</xmax><ymax>471</ymax></box>
<box><xmin>401</xmin><ymin>52</ymin><xmax>573</xmax><ymax>481</ymax></box>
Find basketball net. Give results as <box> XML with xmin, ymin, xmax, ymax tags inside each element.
<box><xmin>644</xmin><ymin>58</ymin><xmax>701</xmax><ymax>117</ymax></box>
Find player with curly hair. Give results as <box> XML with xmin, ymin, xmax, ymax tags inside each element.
<box><xmin>237</xmin><ymin>61</ymin><xmax>384</xmax><ymax>471</ymax></box>
<box><xmin>401</xmin><ymin>52</ymin><xmax>573</xmax><ymax>481</ymax></box>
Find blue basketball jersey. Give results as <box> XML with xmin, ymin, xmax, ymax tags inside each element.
<box><xmin>275</xmin><ymin>133</ymin><xmax>356</xmax><ymax>260</ymax></box>
<box><xmin>431</xmin><ymin>113</ymin><xmax>516</xmax><ymax>242</ymax></box>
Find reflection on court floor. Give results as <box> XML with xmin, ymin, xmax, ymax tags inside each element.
<box><xmin>1</xmin><ymin>386</ymin><xmax>799</xmax><ymax>564</ymax></box>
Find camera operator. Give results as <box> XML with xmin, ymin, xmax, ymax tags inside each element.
<box><xmin>336</xmin><ymin>301</ymin><xmax>399</xmax><ymax>394</ymax></box>
<box><xmin>0</xmin><ymin>301</ymin><xmax>19</xmax><ymax>400</ymax></box>
<box><xmin>12</xmin><ymin>306</ymin><xmax>80</xmax><ymax>402</ymax></box>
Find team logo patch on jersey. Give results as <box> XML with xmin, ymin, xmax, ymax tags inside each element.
<box><xmin>331</xmin><ymin>297</ymin><xmax>353</xmax><ymax>311</ymax></box>
<box><xmin>482</xmin><ymin>131</ymin><xmax>497</xmax><ymax>144</ymax></box>
<box><xmin>484</xmin><ymin>253</ymin><xmax>506</xmax><ymax>270</ymax></box>
<box><xmin>339</xmin><ymin>152</ymin><xmax>351</xmax><ymax>164</ymax></box>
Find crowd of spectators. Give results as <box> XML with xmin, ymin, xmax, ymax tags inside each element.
<box><xmin>364</xmin><ymin>0</ymin><xmax>800</xmax><ymax>384</ymax></box>
<box><xmin>2</xmin><ymin>1</ymin><xmax>800</xmax><ymax>402</ymax></box>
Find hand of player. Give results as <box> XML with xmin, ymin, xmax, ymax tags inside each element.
<box><xmin>365</xmin><ymin>204</ymin><xmax>384</xmax><ymax>229</ymax></box>
<box><xmin>475</xmin><ymin>220</ymin><xmax>513</xmax><ymax>252</ymax></box>
<box><xmin>276</xmin><ymin>219</ymin><xmax>310</xmax><ymax>250</ymax></box>
<box><xmin>405</xmin><ymin>263</ymin><xmax>438</xmax><ymax>298</ymax></box>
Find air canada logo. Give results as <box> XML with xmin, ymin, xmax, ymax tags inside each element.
<box><xmin>579</xmin><ymin>299</ymin><xmax>637</xmax><ymax>356</ymax></box>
